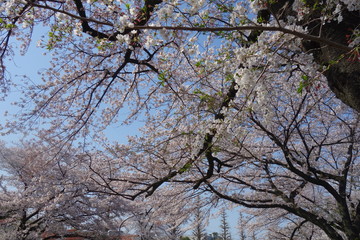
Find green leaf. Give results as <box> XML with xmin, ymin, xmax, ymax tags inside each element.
<box><xmin>195</xmin><ymin>60</ymin><xmax>204</xmax><ymax>67</ymax></box>
<box><xmin>298</xmin><ymin>75</ymin><xmax>310</xmax><ymax>94</ymax></box>
<box><xmin>297</xmin><ymin>81</ymin><xmax>305</xmax><ymax>94</ymax></box>
<box><xmin>179</xmin><ymin>162</ymin><xmax>192</xmax><ymax>173</ymax></box>
<box><xmin>193</xmin><ymin>89</ymin><xmax>203</xmax><ymax>95</ymax></box>
<box><xmin>301</xmin><ymin>75</ymin><xmax>309</xmax><ymax>81</ymax></box>
<box><xmin>158</xmin><ymin>71</ymin><xmax>170</xmax><ymax>86</ymax></box>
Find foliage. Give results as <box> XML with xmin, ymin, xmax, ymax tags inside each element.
<box><xmin>181</xmin><ymin>237</ymin><xmax>191</xmax><ymax>240</ymax></box>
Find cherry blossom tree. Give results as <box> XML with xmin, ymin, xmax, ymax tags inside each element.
<box><xmin>0</xmin><ymin>142</ymin><xmax>194</xmax><ymax>239</ymax></box>
<box><xmin>0</xmin><ymin>0</ymin><xmax>358</xmax><ymax>138</ymax></box>
<box><xmin>0</xmin><ymin>142</ymin><xmax>138</xmax><ymax>239</ymax></box>
<box><xmin>0</xmin><ymin>0</ymin><xmax>360</xmax><ymax>240</ymax></box>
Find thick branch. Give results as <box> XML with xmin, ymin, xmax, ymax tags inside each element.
<box><xmin>22</xmin><ymin>2</ymin><xmax>355</xmax><ymax>53</ymax></box>
<box><xmin>129</xmin><ymin>26</ymin><xmax>353</xmax><ymax>52</ymax></box>
<box><xmin>206</xmin><ymin>182</ymin><xmax>345</xmax><ymax>240</ymax></box>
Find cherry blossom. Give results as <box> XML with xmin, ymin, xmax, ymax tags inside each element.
<box><xmin>0</xmin><ymin>0</ymin><xmax>359</xmax><ymax>239</ymax></box>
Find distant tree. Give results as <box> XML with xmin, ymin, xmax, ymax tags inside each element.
<box><xmin>237</xmin><ymin>212</ymin><xmax>246</xmax><ymax>240</ymax></box>
<box><xmin>192</xmin><ymin>197</ymin><xmax>207</xmax><ymax>240</ymax></box>
<box><xmin>0</xmin><ymin>141</ymin><xmax>195</xmax><ymax>239</ymax></box>
<box><xmin>0</xmin><ymin>142</ymin><xmax>134</xmax><ymax>239</ymax></box>
<box><xmin>181</xmin><ymin>237</ymin><xmax>191</xmax><ymax>240</ymax></box>
<box><xmin>219</xmin><ymin>209</ymin><xmax>232</xmax><ymax>240</ymax></box>
<box><xmin>209</xmin><ymin>232</ymin><xmax>221</xmax><ymax>240</ymax></box>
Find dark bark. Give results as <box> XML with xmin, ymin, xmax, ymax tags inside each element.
<box><xmin>260</xmin><ymin>0</ymin><xmax>360</xmax><ymax>112</ymax></box>
<box><xmin>307</xmin><ymin>9</ymin><xmax>360</xmax><ymax>113</ymax></box>
<box><xmin>73</xmin><ymin>0</ymin><xmax>163</xmax><ymax>40</ymax></box>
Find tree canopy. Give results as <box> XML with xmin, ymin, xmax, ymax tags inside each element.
<box><xmin>0</xmin><ymin>0</ymin><xmax>360</xmax><ymax>239</ymax></box>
